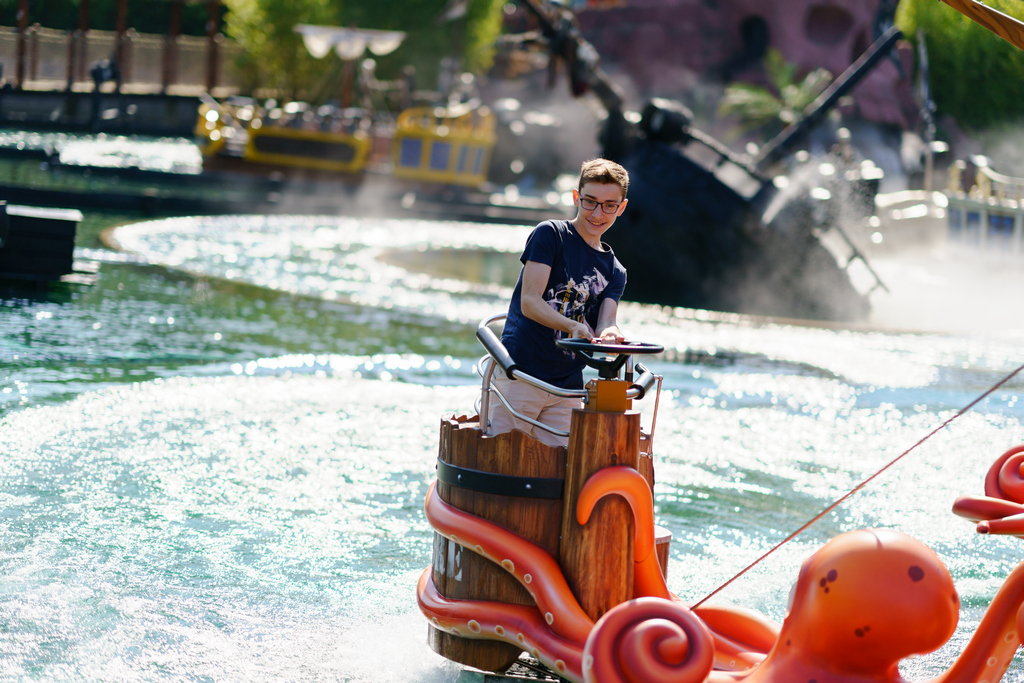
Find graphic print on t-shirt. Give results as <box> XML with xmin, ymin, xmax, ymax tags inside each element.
<box><xmin>547</xmin><ymin>268</ymin><xmax>610</xmax><ymax>345</ymax></box>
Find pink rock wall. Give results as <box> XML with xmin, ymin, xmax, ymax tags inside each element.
<box><xmin>574</xmin><ymin>0</ymin><xmax>917</xmax><ymax>128</ymax></box>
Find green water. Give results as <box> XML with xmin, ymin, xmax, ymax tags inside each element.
<box><xmin>1</xmin><ymin>211</ymin><xmax>1024</xmax><ymax>681</ymax></box>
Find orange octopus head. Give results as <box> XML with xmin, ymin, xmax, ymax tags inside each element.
<box><xmin>779</xmin><ymin>529</ymin><xmax>959</xmax><ymax>674</ymax></box>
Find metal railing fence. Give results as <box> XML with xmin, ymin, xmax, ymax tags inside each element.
<box><xmin>0</xmin><ymin>24</ymin><xmax>242</xmax><ymax>94</ymax></box>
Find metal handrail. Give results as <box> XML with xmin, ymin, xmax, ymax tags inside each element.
<box><xmin>476</xmin><ymin>313</ymin><xmax>659</xmax><ymax>439</ymax></box>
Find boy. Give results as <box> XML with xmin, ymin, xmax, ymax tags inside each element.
<box><xmin>487</xmin><ymin>158</ymin><xmax>629</xmax><ymax>447</ymax></box>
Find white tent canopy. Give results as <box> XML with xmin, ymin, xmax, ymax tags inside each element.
<box><xmin>294</xmin><ymin>24</ymin><xmax>406</xmax><ymax>61</ymax></box>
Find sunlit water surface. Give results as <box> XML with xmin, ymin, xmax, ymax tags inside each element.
<box><xmin>2</xmin><ymin>215</ymin><xmax>1024</xmax><ymax>681</ymax></box>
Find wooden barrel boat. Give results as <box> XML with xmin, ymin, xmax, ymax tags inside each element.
<box><xmin>418</xmin><ymin>316</ymin><xmax>1024</xmax><ymax>683</ymax></box>
<box><xmin>425</xmin><ymin>316</ymin><xmax>666</xmax><ymax>675</ymax></box>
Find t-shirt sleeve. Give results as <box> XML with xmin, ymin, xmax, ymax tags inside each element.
<box><xmin>520</xmin><ymin>222</ymin><xmax>560</xmax><ymax>266</ymax></box>
<box><xmin>603</xmin><ymin>264</ymin><xmax>626</xmax><ymax>303</ymax></box>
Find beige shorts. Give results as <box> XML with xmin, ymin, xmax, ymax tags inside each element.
<box><xmin>484</xmin><ymin>372</ymin><xmax>581</xmax><ymax>448</ymax></box>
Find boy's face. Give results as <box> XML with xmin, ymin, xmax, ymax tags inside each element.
<box><xmin>572</xmin><ymin>182</ymin><xmax>627</xmax><ymax>246</ymax></box>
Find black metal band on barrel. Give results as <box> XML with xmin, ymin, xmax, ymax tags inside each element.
<box><xmin>436</xmin><ymin>459</ymin><xmax>564</xmax><ymax>499</ymax></box>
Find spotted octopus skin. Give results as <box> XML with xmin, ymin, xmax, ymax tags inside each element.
<box><xmin>953</xmin><ymin>445</ymin><xmax>1024</xmax><ymax>534</ymax></box>
<box><xmin>427</xmin><ymin>468</ymin><xmax>982</xmax><ymax>682</ymax></box>
<box><xmin>423</xmin><ymin>480</ymin><xmax>595</xmax><ymax>643</ymax></box>
<box><xmin>424</xmin><ymin>470</ymin><xmax>1024</xmax><ymax>683</ymax></box>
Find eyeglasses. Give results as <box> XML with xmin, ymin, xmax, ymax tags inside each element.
<box><xmin>578</xmin><ymin>196</ymin><xmax>622</xmax><ymax>215</ymax></box>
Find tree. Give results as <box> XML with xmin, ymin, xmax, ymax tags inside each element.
<box><xmin>224</xmin><ymin>0</ymin><xmax>337</xmax><ymax>100</ymax></box>
<box><xmin>463</xmin><ymin>0</ymin><xmax>507</xmax><ymax>74</ymax></box>
<box><xmin>717</xmin><ymin>49</ymin><xmax>832</xmax><ymax>139</ymax></box>
<box><xmin>896</xmin><ymin>0</ymin><xmax>1024</xmax><ymax>129</ymax></box>
<box><xmin>223</xmin><ymin>0</ymin><xmax>507</xmax><ymax>102</ymax></box>
<box><xmin>0</xmin><ymin>0</ymin><xmax>216</xmax><ymax>35</ymax></box>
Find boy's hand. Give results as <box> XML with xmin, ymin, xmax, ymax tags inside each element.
<box><xmin>567</xmin><ymin>320</ymin><xmax>593</xmax><ymax>339</ymax></box>
<box><xmin>595</xmin><ymin>326</ymin><xmax>625</xmax><ymax>343</ymax></box>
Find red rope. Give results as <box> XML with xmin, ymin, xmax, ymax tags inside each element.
<box><xmin>690</xmin><ymin>360</ymin><xmax>1024</xmax><ymax>610</ymax></box>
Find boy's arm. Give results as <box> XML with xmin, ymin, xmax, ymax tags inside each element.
<box><xmin>520</xmin><ymin>261</ymin><xmax>592</xmax><ymax>338</ymax></box>
<box><xmin>595</xmin><ymin>298</ymin><xmax>625</xmax><ymax>342</ymax></box>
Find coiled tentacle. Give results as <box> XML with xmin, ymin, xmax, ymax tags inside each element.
<box><xmin>417</xmin><ymin>568</ymin><xmax>585</xmax><ymax>682</ymax></box>
<box><xmin>954</xmin><ymin>445</ymin><xmax>1024</xmax><ymax>535</ymax></box>
<box><xmin>424</xmin><ymin>481</ymin><xmax>594</xmax><ymax>643</ymax></box>
<box><xmin>583</xmin><ymin>597</ymin><xmax>715</xmax><ymax>683</ymax></box>
<box><xmin>985</xmin><ymin>445</ymin><xmax>1024</xmax><ymax>501</ymax></box>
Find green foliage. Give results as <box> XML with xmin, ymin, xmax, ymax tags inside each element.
<box><xmin>463</xmin><ymin>0</ymin><xmax>507</xmax><ymax>73</ymax></box>
<box><xmin>896</xmin><ymin>0</ymin><xmax>1024</xmax><ymax>129</ymax></box>
<box><xmin>334</xmin><ymin>0</ymin><xmax>455</xmax><ymax>87</ymax></box>
<box><xmin>224</xmin><ymin>0</ymin><xmax>336</xmax><ymax>100</ymax></box>
<box><xmin>224</xmin><ymin>0</ymin><xmax>505</xmax><ymax>101</ymax></box>
<box><xmin>718</xmin><ymin>48</ymin><xmax>832</xmax><ymax>138</ymax></box>
<box><xmin>0</xmin><ymin>0</ymin><xmax>216</xmax><ymax>35</ymax></box>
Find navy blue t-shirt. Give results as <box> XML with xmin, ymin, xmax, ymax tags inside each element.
<box><xmin>502</xmin><ymin>219</ymin><xmax>627</xmax><ymax>389</ymax></box>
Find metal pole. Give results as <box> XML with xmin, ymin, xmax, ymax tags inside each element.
<box><xmin>341</xmin><ymin>58</ymin><xmax>355</xmax><ymax>109</ymax></box>
<box><xmin>205</xmin><ymin>0</ymin><xmax>221</xmax><ymax>93</ymax></box>
<box><xmin>115</xmin><ymin>0</ymin><xmax>127</xmax><ymax>89</ymax></box>
<box><xmin>162</xmin><ymin>0</ymin><xmax>183</xmax><ymax>93</ymax></box>
<box><xmin>75</xmin><ymin>0</ymin><xmax>90</xmax><ymax>84</ymax></box>
<box><xmin>66</xmin><ymin>29</ymin><xmax>75</xmax><ymax>90</ymax></box>
<box><xmin>16</xmin><ymin>0</ymin><xmax>28</xmax><ymax>90</ymax></box>
<box><xmin>1013</xmin><ymin>207</ymin><xmax>1024</xmax><ymax>255</ymax></box>
<box><xmin>924</xmin><ymin>145</ymin><xmax>934</xmax><ymax>192</ymax></box>
<box><xmin>28</xmin><ymin>23</ymin><xmax>39</xmax><ymax>84</ymax></box>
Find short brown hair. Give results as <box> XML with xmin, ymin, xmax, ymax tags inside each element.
<box><xmin>578</xmin><ymin>158</ymin><xmax>629</xmax><ymax>199</ymax></box>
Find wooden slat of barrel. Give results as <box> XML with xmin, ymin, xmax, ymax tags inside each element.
<box><xmin>638</xmin><ymin>452</ymin><xmax>655</xmax><ymax>492</ymax></box>
<box><xmin>559</xmin><ymin>409</ymin><xmax>640</xmax><ymax>621</ymax></box>
<box><xmin>654</xmin><ymin>525</ymin><xmax>671</xmax><ymax>580</ymax></box>
<box><xmin>428</xmin><ymin>414</ymin><xmax>566</xmax><ymax>672</ymax></box>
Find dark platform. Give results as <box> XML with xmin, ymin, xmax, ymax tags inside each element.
<box><xmin>0</xmin><ymin>203</ymin><xmax>84</xmax><ymax>282</ymax></box>
<box><xmin>0</xmin><ymin>89</ymin><xmax>201</xmax><ymax>137</ymax></box>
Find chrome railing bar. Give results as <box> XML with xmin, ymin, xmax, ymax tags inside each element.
<box><xmin>479</xmin><ymin>356</ymin><xmax>496</xmax><ymax>428</ymax></box>
<box><xmin>488</xmin><ymin>380</ymin><xmax>572</xmax><ymax>438</ymax></box>
<box><xmin>478</xmin><ymin>313</ymin><xmax>655</xmax><ymax>399</ymax></box>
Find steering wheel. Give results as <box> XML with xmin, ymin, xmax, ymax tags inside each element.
<box><xmin>555</xmin><ymin>338</ymin><xmax>664</xmax><ymax>380</ymax></box>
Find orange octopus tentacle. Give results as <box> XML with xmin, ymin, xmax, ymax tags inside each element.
<box><xmin>929</xmin><ymin>559</ymin><xmax>1024</xmax><ymax>683</ymax></box>
<box><xmin>697</xmin><ymin>628</ymin><xmax>767</xmax><ymax>672</ymax></box>
<box><xmin>582</xmin><ymin>597</ymin><xmax>717</xmax><ymax>683</ymax></box>
<box><xmin>424</xmin><ymin>481</ymin><xmax>594</xmax><ymax>644</ymax></box>
<box><xmin>953</xmin><ymin>496</ymin><xmax>1024</xmax><ymax>522</ymax></box>
<box><xmin>575</xmin><ymin>465</ymin><xmax>774</xmax><ymax>673</ymax></box>
<box><xmin>416</xmin><ymin>568</ymin><xmax>585</xmax><ymax>682</ymax></box>
<box><xmin>977</xmin><ymin>512</ymin><xmax>1024</xmax><ymax>535</ymax></box>
<box><xmin>634</xmin><ymin>541</ymin><xmax>673</xmax><ymax>601</ymax></box>
<box><xmin>577</xmin><ymin>466</ymin><xmax>656</xmax><ymax>562</ymax></box>
<box><xmin>576</xmin><ymin>466</ymin><xmax>671</xmax><ymax>599</ymax></box>
<box><xmin>984</xmin><ymin>445</ymin><xmax>1024</xmax><ymax>501</ymax></box>
<box><xmin>693</xmin><ymin>605</ymin><xmax>778</xmax><ymax>672</ymax></box>
<box><xmin>692</xmin><ymin>605</ymin><xmax>779</xmax><ymax>654</ymax></box>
